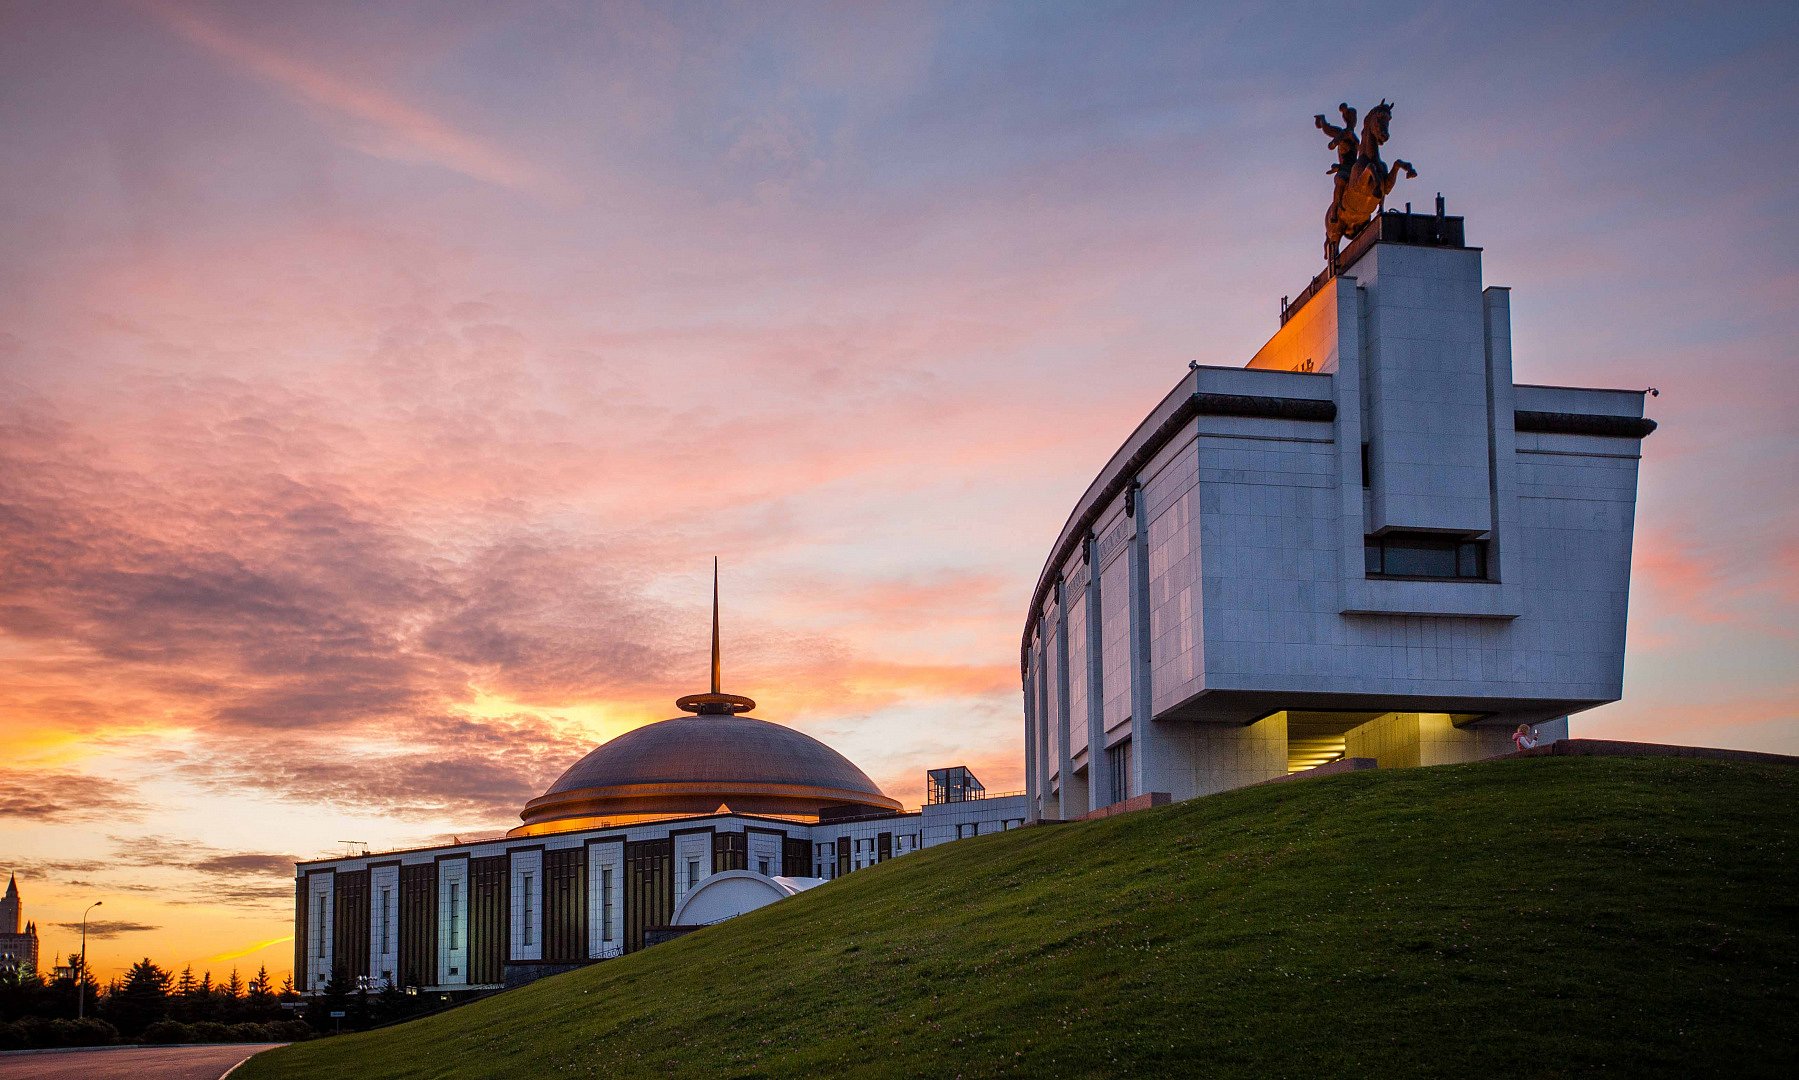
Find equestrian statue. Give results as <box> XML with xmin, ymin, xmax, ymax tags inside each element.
<box><xmin>1317</xmin><ymin>99</ymin><xmax>1416</xmax><ymax>273</ymax></box>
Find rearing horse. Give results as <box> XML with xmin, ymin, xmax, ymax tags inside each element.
<box><xmin>1324</xmin><ymin>100</ymin><xmax>1416</xmax><ymax>271</ymax></box>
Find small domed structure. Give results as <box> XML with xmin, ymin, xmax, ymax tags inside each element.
<box><xmin>510</xmin><ymin>561</ymin><xmax>900</xmax><ymax>836</ymax></box>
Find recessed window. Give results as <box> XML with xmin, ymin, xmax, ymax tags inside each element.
<box><xmin>600</xmin><ymin>868</ymin><xmax>614</xmax><ymax>941</ymax></box>
<box><xmin>687</xmin><ymin>859</ymin><xmax>700</xmax><ymax>889</ymax></box>
<box><xmin>1365</xmin><ymin>533</ymin><xmax>1488</xmax><ymax>580</ymax></box>
<box><xmin>757</xmin><ymin>859</ymin><xmax>770</xmax><ymax>876</ymax></box>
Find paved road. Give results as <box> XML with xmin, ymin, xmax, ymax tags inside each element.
<box><xmin>0</xmin><ymin>1043</ymin><xmax>284</xmax><ymax>1080</ymax></box>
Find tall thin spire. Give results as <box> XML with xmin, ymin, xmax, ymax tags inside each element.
<box><xmin>675</xmin><ymin>560</ymin><xmax>755</xmax><ymax>716</ymax></box>
<box><xmin>710</xmin><ymin>557</ymin><xmax>721</xmax><ymax>695</ymax></box>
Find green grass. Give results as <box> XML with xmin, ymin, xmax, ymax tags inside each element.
<box><xmin>240</xmin><ymin>756</ymin><xmax>1798</xmax><ymax>1079</ymax></box>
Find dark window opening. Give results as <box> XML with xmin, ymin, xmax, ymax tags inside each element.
<box><xmin>1360</xmin><ymin>443</ymin><xmax>1371</xmax><ymax>489</ymax></box>
<box><xmin>1365</xmin><ymin>533</ymin><xmax>1488</xmax><ymax>580</ymax></box>
<box><xmin>1106</xmin><ymin>738</ymin><xmax>1132</xmax><ymax>803</ymax></box>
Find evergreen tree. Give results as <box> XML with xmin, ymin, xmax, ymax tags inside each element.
<box><xmin>107</xmin><ymin>958</ymin><xmax>171</xmax><ymax>1036</ymax></box>
<box><xmin>196</xmin><ymin>971</ymin><xmax>215</xmax><ymax>1023</ymax></box>
<box><xmin>277</xmin><ymin>973</ymin><xmax>298</xmax><ymax>1002</ymax></box>
<box><xmin>216</xmin><ymin>967</ymin><xmax>243</xmax><ymax>1023</ymax></box>
<box><xmin>0</xmin><ymin>965</ymin><xmax>47</xmax><ymax>1023</ymax></box>
<box><xmin>307</xmin><ymin>966</ymin><xmax>351</xmax><ymax>1033</ymax></box>
<box><xmin>46</xmin><ymin>955</ymin><xmax>100</xmax><ymax>1021</ymax></box>
<box><xmin>172</xmin><ymin>964</ymin><xmax>198</xmax><ymax>1021</ymax></box>
<box><xmin>246</xmin><ymin>965</ymin><xmax>276</xmax><ymax>1020</ymax></box>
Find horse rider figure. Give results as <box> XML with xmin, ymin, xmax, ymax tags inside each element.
<box><xmin>1316</xmin><ymin>102</ymin><xmax>1359</xmax><ymax>216</ymax></box>
<box><xmin>1320</xmin><ymin>99</ymin><xmax>1417</xmax><ymax>274</ymax></box>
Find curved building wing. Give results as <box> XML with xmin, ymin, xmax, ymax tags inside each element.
<box><xmin>1021</xmin><ymin>208</ymin><xmax>1653</xmax><ymax>820</ymax></box>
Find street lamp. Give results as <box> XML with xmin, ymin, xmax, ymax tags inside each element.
<box><xmin>77</xmin><ymin>901</ymin><xmax>102</xmax><ymax>1021</ymax></box>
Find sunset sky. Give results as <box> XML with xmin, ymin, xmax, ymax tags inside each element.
<box><xmin>2</xmin><ymin>1</ymin><xmax>1795</xmax><ymax>984</ymax></box>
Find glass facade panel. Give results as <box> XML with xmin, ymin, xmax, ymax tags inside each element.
<box><xmin>1041</xmin><ymin>605</ymin><xmax>1060</xmax><ymax>772</ymax></box>
<box><xmin>1065</xmin><ymin>582</ymin><xmax>1089</xmax><ymax>756</ymax></box>
<box><xmin>600</xmin><ymin>868</ymin><xmax>613</xmax><ymax>942</ymax></box>
<box><xmin>1366</xmin><ymin>533</ymin><xmax>1488</xmax><ymax>580</ymax></box>
<box><xmin>1099</xmin><ymin>551</ymin><xmax>1131</xmax><ymax>731</ymax></box>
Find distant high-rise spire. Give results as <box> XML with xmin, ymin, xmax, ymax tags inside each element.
<box><xmin>0</xmin><ymin>874</ymin><xmax>19</xmax><ymax>935</ymax></box>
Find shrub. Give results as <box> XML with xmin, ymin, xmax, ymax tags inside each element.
<box><xmin>141</xmin><ymin>1019</ymin><xmax>195</xmax><ymax>1044</ymax></box>
<box><xmin>0</xmin><ymin>1021</ymin><xmax>26</xmax><ymax>1051</ymax></box>
<box><xmin>267</xmin><ymin>1018</ymin><xmax>312</xmax><ymax>1042</ymax></box>
<box><xmin>228</xmin><ymin>1022</ymin><xmax>270</xmax><ymax>1042</ymax></box>
<box><xmin>190</xmin><ymin>1019</ymin><xmax>232</xmax><ymax>1042</ymax></box>
<box><xmin>20</xmin><ymin>1015</ymin><xmax>117</xmax><ymax>1047</ymax></box>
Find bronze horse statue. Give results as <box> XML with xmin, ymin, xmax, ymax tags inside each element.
<box><xmin>1320</xmin><ymin>100</ymin><xmax>1416</xmax><ymax>272</ymax></box>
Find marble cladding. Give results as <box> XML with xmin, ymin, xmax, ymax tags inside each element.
<box><xmin>587</xmin><ymin>841</ymin><xmax>623</xmax><ymax>959</ymax></box>
<box><xmin>369</xmin><ymin>864</ymin><xmax>398</xmax><ymax>984</ymax></box>
<box><xmin>437</xmin><ymin>856</ymin><xmax>469</xmax><ymax>985</ymax></box>
<box><xmin>1023</xmin><ymin>236</ymin><xmax>1648</xmax><ymax>807</ymax></box>
<box><xmin>508</xmin><ymin>848</ymin><xmax>542</xmax><ymax>963</ymax></box>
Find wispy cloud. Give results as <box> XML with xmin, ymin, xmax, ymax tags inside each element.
<box><xmin>206</xmin><ymin>935</ymin><xmax>293</xmax><ymax>964</ymax></box>
<box><xmin>0</xmin><ymin>772</ymin><xmax>142</xmax><ymax>822</ymax></box>
<box><xmin>51</xmin><ymin>920</ymin><xmax>160</xmax><ymax>940</ymax></box>
<box><xmin>137</xmin><ymin>0</ymin><xmax>554</xmax><ymax>194</ymax></box>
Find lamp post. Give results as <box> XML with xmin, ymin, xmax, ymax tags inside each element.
<box><xmin>77</xmin><ymin>900</ymin><xmax>102</xmax><ymax>1021</ymax></box>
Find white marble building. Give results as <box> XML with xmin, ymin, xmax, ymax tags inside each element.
<box><xmin>1021</xmin><ymin>207</ymin><xmax>1654</xmax><ymax>818</ymax></box>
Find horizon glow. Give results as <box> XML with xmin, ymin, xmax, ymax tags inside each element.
<box><xmin>1</xmin><ymin>1</ymin><xmax>1795</xmax><ymax>982</ymax></box>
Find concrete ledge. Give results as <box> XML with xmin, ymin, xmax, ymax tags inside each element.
<box><xmin>1508</xmin><ymin>738</ymin><xmax>1798</xmax><ymax>765</ymax></box>
<box><xmin>1081</xmin><ymin>792</ymin><xmax>1172</xmax><ymax>820</ymax></box>
<box><xmin>1258</xmin><ymin>757</ymin><xmax>1378</xmax><ymax>785</ymax></box>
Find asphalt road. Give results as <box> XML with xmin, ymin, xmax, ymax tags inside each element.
<box><xmin>0</xmin><ymin>1043</ymin><xmax>284</xmax><ymax>1080</ymax></box>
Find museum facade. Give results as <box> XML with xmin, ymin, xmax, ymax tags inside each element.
<box><xmin>294</xmin><ymin>600</ymin><xmax>1025</xmax><ymax>994</ymax></box>
<box><xmin>1021</xmin><ymin>205</ymin><xmax>1655</xmax><ymax>818</ymax></box>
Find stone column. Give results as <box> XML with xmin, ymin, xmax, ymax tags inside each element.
<box><xmin>1021</xmin><ymin>644</ymin><xmax>1039</xmax><ymax>817</ymax></box>
<box><xmin>1083</xmin><ymin>538</ymin><xmax>1109</xmax><ymax>809</ymax></box>
<box><xmin>1125</xmin><ymin>483</ymin><xmax>1175</xmax><ymax>799</ymax></box>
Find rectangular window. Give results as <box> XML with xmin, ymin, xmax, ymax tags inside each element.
<box><xmin>600</xmin><ymin>868</ymin><xmax>614</xmax><ymax>941</ymax></box>
<box><xmin>687</xmin><ymin>859</ymin><xmax>700</xmax><ymax>890</ymax></box>
<box><xmin>1108</xmin><ymin>738</ymin><xmax>1132</xmax><ymax>802</ymax></box>
<box><xmin>1365</xmin><ymin>533</ymin><xmax>1488</xmax><ymax>580</ymax></box>
<box><xmin>380</xmin><ymin>887</ymin><xmax>391</xmax><ymax>954</ymax></box>
<box><xmin>316</xmin><ymin>901</ymin><xmax>326</xmax><ymax>958</ymax></box>
<box><xmin>522</xmin><ymin>874</ymin><xmax>534</xmax><ymax>947</ymax></box>
<box><xmin>448</xmin><ymin>882</ymin><xmax>460</xmax><ymax>950</ymax></box>
<box><xmin>757</xmin><ymin>859</ymin><xmax>769</xmax><ymax>876</ymax></box>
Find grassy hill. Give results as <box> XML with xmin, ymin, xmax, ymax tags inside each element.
<box><xmin>239</xmin><ymin>756</ymin><xmax>1798</xmax><ymax>1079</ymax></box>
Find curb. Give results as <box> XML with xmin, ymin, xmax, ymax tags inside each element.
<box><xmin>219</xmin><ymin>1045</ymin><xmax>286</xmax><ymax>1080</ymax></box>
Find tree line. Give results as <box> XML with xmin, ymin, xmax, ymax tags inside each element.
<box><xmin>1</xmin><ymin>956</ymin><xmax>303</xmax><ymax>1048</ymax></box>
<box><xmin>1</xmin><ymin>955</ymin><xmax>461</xmax><ymax>1048</ymax></box>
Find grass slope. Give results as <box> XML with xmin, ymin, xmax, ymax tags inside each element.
<box><xmin>241</xmin><ymin>757</ymin><xmax>1798</xmax><ymax>1079</ymax></box>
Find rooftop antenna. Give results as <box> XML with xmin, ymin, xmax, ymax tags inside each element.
<box><xmin>337</xmin><ymin>840</ymin><xmax>366</xmax><ymax>858</ymax></box>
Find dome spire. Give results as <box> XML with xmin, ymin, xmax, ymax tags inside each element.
<box><xmin>676</xmin><ymin>559</ymin><xmax>756</xmax><ymax>716</ymax></box>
